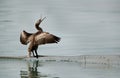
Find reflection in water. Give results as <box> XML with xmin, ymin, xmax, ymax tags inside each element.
<box><xmin>20</xmin><ymin>60</ymin><xmax>48</xmax><ymax>78</ymax></box>
<box><xmin>0</xmin><ymin>58</ymin><xmax>120</xmax><ymax>78</ymax></box>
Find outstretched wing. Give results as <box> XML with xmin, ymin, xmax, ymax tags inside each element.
<box><xmin>20</xmin><ymin>30</ymin><xmax>33</xmax><ymax>45</ymax></box>
<box><xmin>35</xmin><ymin>32</ymin><xmax>61</xmax><ymax>45</ymax></box>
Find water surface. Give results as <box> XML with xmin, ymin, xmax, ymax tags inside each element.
<box><xmin>0</xmin><ymin>58</ymin><xmax>120</xmax><ymax>78</ymax></box>
<box><xmin>0</xmin><ymin>0</ymin><xmax>120</xmax><ymax>78</ymax></box>
<box><xmin>0</xmin><ymin>0</ymin><xmax>120</xmax><ymax>56</ymax></box>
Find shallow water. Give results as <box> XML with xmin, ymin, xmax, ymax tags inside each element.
<box><xmin>0</xmin><ymin>0</ymin><xmax>120</xmax><ymax>56</ymax></box>
<box><xmin>0</xmin><ymin>0</ymin><xmax>120</xmax><ymax>78</ymax></box>
<box><xmin>0</xmin><ymin>58</ymin><xmax>120</xmax><ymax>78</ymax></box>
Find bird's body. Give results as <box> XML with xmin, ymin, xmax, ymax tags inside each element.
<box><xmin>20</xmin><ymin>17</ymin><xmax>60</xmax><ymax>58</ymax></box>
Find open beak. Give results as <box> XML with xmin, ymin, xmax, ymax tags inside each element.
<box><xmin>41</xmin><ymin>17</ymin><xmax>46</xmax><ymax>21</ymax></box>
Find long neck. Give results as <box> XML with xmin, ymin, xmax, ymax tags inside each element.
<box><xmin>35</xmin><ymin>19</ymin><xmax>43</xmax><ymax>32</ymax></box>
<box><xmin>35</xmin><ymin>25</ymin><xmax>43</xmax><ymax>32</ymax></box>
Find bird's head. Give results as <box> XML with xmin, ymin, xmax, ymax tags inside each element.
<box><xmin>39</xmin><ymin>17</ymin><xmax>46</xmax><ymax>22</ymax></box>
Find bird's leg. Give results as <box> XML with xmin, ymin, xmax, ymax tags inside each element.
<box><xmin>28</xmin><ymin>52</ymin><xmax>31</xmax><ymax>58</ymax></box>
<box><xmin>35</xmin><ymin>50</ymin><xmax>38</xmax><ymax>58</ymax></box>
<box><xmin>32</xmin><ymin>51</ymin><xmax>35</xmax><ymax>57</ymax></box>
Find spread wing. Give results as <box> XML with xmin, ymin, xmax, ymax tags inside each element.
<box><xmin>20</xmin><ymin>30</ymin><xmax>33</xmax><ymax>45</ymax></box>
<box><xmin>35</xmin><ymin>32</ymin><xmax>61</xmax><ymax>45</ymax></box>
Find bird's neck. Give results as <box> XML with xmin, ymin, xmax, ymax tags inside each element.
<box><xmin>35</xmin><ymin>25</ymin><xmax>43</xmax><ymax>32</ymax></box>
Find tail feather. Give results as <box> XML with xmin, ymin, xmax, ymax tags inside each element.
<box><xmin>53</xmin><ymin>36</ymin><xmax>61</xmax><ymax>43</ymax></box>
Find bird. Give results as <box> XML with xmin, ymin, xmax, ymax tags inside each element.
<box><xmin>20</xmin><ymin>17</ymin><xmax>61</xmax><ymax>58</ymax></box>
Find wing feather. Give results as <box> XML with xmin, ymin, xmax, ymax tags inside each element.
<box><xmin>20</xmin><ymin>30</ymin><xmax>33</xmax><ymax>45</ymax></box>
<box><xmin>35</xmin><ymin>32</ymin><xmax>60</xmax><ymax>45</ymax></box>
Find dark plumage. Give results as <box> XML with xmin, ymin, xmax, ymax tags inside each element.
<box><xmin>20</xmin><ymin>17</ymin><xmax>61</xmax><ymax>58</ymax></box>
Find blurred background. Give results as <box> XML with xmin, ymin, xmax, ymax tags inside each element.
<box><xmin>0</xmin><ymin>0</ymin><xmax>120</xmax><ymax>56</ymax></box>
